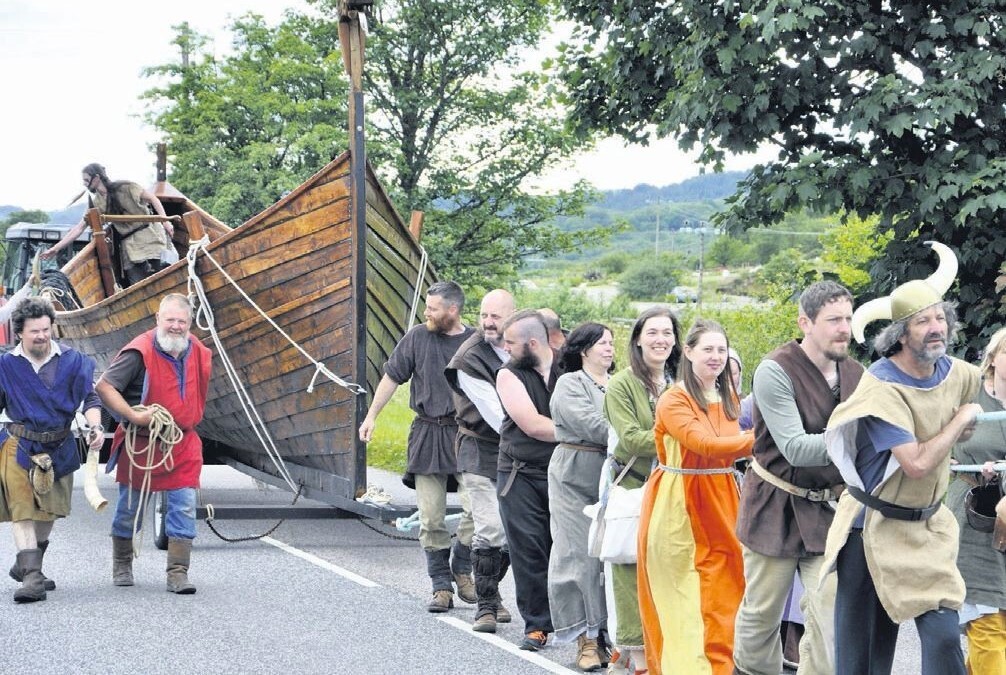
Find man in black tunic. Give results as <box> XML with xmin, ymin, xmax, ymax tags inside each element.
<box><xmin>495</xmin><ymin>309</ymin><xmax>559</xmax><ymax>651</ymax></box>
<box><xmin>359</xmin><ymin>281</ymin><xmax>476</xmax><ymax>612</ymax></box>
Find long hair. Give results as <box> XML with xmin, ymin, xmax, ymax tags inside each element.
<box><xmin>873</xmin><ymin>301</ymin><xmax>958</xmax><ymax>357</ymax></box>
<box><xmin>559</xmin><ymin>322</ymin><xmax>612</xmax><ymax>373</ymax></box>
<box><xmin>678</xmin><ymin>318</ymin><xmax>739</xmax><ymax>420</ymax></box>
<box><xmin>980</xmin><ymin>326</ymin><xmax>1006</xmax><ymax>382</ymax></box>
<box><xmin>627</xmin><ymin>307</ymin><xmax>682</xmax><ymax>399</ymax></box>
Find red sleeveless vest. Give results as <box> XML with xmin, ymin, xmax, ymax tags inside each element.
<box><xmin>110</xmin><ymin>330</ymin><xmax>211</xmax><ymax>490</ymax></box>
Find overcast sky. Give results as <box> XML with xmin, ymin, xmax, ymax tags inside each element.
<box><xmin>0</xmin><ymin>1</ymin><xmax>770</xmax><ymax>212</ymax></box>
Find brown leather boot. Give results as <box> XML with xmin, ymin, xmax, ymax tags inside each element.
<box><xmin>13</xmin><ymin>548</ymin><xmax>46</xmax><ymax>603</ymax></box>
<box><xmin>166</xmin><ymin>538</ymin><xmax>196</xmax><ymax>594</ymax></box>
<box><xmin>9</xmin><ymin>539</ymin><xmax>55</xmax><ymax>591</ymax></box>
<box><xmin>112</xmin><ymin>536</ymin><xmax>134</xmax><ymax>586</ymax></box>
<box><xmin>576</xmin><ymin>634</ymin><xmax>603</xmax><ymax>672</ymax></box>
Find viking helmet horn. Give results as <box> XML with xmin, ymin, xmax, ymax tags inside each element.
<box><xmin>850</xmin><ymin>240</ymin><xmax>959</xmax><ymax>344</ymax></box>
<box><xmin>851</xmin><ymin>296</ymin><xmax>892</xmax><ymax>344</ymax></box>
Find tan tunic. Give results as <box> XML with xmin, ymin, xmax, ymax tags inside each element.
<box><xmin>822</xmin><ymin>357</ymin><xmax>980</xmax><ymax>623</ymax></box>
<box><xmin>93</xmin><ymin>182</ymin><xmax>166</xmax><ymax>266</ymax></box>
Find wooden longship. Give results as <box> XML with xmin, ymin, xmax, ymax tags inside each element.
<box><xmin>54</xmin><ymin>151</ymin><xmax>431</xmax><ymax>505</ymax></box>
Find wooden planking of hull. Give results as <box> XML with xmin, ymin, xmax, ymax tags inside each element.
<box><xmin>53</xmin><ymin>151</ymin><xmax>433</xmax><ymax>503</ymax></box>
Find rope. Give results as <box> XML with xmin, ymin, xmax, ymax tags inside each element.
<box><xmin>406</xmin><ymin>246</ymin><xmax>429</xmax><ymax>331</ymax></box>
<box><xmin>184</xmin><ymin>238</ymin><xmax>298</xmax><ymax>494</ymax></box>
<box><xmin>122</xmin><ymin>404</ymin><xmax>183</xmax><ymax>555</ymax></box>
<box><xmin>187</xmin><ymin>236</ymin><xmax>365</xmax><ymax>395</ymax></box>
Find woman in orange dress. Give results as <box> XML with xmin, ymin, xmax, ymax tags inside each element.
<box><xmin>637</xmin><ymin>318</ymin><xmax>754</xmax><ymax>675</ymax></box>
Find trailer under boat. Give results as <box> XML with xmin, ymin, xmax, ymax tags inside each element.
<box><xmin>52</xmin><ymin>149</ymin><xmax>434</xmax><ymax>526</ymax></box>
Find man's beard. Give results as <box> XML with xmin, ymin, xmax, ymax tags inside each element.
<box><xmin>910</xmin><ymin>333</ymin><xmax>947</xmax><ymax>364</ymax></box>
<box><xmin>156</xmin><ymin>329</ymin><xmax>189</xmax><ymax>354</ymax></box>
<box><xmin>26</xmin><ymin>340</ymin><xmax>51</xmax><ymax>360</ymax></box>
<box><xmin>511</xmin><ymin>349</ymin><xmax>541</xmax><ymax>371</ymax></box>
<box><xmin>824</xmin><ymin>343</ymin><xmax>850</xmax><ymax>362</ymax></box>
<box><xmin>426</xmin><ymin>314</ymin><xmax>452</xmax><ymax>334</ymax></box>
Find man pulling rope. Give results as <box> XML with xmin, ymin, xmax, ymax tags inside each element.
<box><xmin>96</xmin><ymin>294</ymin><xmax>211</xmax><ymax>595</ymax></box>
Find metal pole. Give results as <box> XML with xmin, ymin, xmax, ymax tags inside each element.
<box><xmin>655</xmin><ymin>207</ymin><xmax>660</xmax><ymax>257</ymax></box>
<box><xmin>697</xmin><ymin>228</ymin><xmax>705</xmax><ymax>309</ymax></box>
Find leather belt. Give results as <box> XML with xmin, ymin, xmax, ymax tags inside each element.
<box><xmin>658</xmin><ymin>463</ymin><xmax>734</xmax><ymax>475</ymax></box>
<box><xmin>416</xmin><ymin>414</ymin><xmax>457</xmax><ymax>427</ymax></box>
<box><xmin>750</xmin><ymin>459</ymin><xmax>839</xmax><ymax>503</ymax></box>
<box><xmin>457</xmin><ymin>426</ymin><xmax>498</xmax><ymax>444</ymax></box>
<box><xmin>846</xmin><ymin>485</ymin><xmax>940</xmax><ymax>522</ymax></box>
<box><xmin>6</xmin><ymin>423</ymin><xmax>70</xmax><ymax>444</ymax></box>
<box><xmin>561</xmin><ymin>441</ymin><xmax>606</xmax><ymax>453</ymax></box>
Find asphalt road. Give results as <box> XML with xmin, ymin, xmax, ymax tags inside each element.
<box><xmin>0</xmin><ymin>465</ymin><xmax>936</xmax><ymax>674</ymax></box>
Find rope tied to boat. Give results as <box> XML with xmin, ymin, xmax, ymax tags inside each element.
<box><xmin>122</xmin><ymin>404</ymin><xmax>183</xmax><ymax>556</ymax></box>
<box><xmin>406</xmin><ymin>246</ymin><xmax>429</xmax><ymax>331</ymax></box>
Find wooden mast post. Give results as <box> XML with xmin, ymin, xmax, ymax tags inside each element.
<box><xmin>339</xmin><ymin>1</ymin><xmax>371</xmax><ymax>497</ymax></box>
<box><xmin>86</xmin><ymin>208</ymin><xmax>117</xmax><ymax>299</ymax></box>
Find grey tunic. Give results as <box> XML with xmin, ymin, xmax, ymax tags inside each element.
<box><xmin>547</xmin><ymin>369</ymin><xmax>609</xmax><ymax>643</ymax></box>
<box><xmin>384</xmin><ymin>324</ymin><xmax>474</xmax><ymax>474</ymax></box>
<box><xmin>948</xmin><ymin>385</ymin><xmax>1006</xmax><ymax>610</ymax></box>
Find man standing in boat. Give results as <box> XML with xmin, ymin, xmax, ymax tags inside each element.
<box><xmin>42</xmin><ymin>162</ymin><xmax>172</xmax><ymax>286</ymax></box>
<box><xmin>95</xmin><ymin>293</ymin><xmax>212</xmax><ymax>595</ymax></box>
<box><xmin>359</xmin><ymin>281</ymin><xmax>477</xmax><ymax>612</ymax></box>
<box><xmin>0</xmin><ymin>297</ymin><xmax>104</xmax><ymax>603</ymax></box>
<box><xmin>444</xmin><ymin>288</ymin><xmax>515</xmax><ymax>633</ymax></box>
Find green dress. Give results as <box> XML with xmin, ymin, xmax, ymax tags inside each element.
<box><xmin>602</xmin><ymin>367</ymin><xmax>666</xmax><ymax>647</ymax></box>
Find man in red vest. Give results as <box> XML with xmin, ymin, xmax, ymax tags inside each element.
<box><xmin>96</xmin><ymin>293</ymin><xmax>211</xmax><ymax>594</ymax></box>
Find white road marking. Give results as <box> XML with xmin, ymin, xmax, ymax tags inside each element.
<box><xmin>262</xmin><ymin>536</ymin><xmax>380</xmax><ymax>588</ymax></box>
<box><xmin>436</xmin><ymin>616</ymin><xmax>579</xmax><ymax>674</ymax></box>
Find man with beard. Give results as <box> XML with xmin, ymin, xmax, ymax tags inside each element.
<box><xmin>734</xmin><ymin>281</ymin><xmax>864</xmax><ymax>675</ymax></box>
<box><xmin>444</xmin><ymin>289</ymin><xmax>515</xmax><ymax>633</ymax></box>
<box><xmin>43</xmin><ymin>162</ymin><xmax>172</xmax><ymax>286</ymax></box>
<box><xmin>95</xmin><ymin>293</ymin><xmax>212</xmax><ymax>594</ymax></box>
<box><xmin>0</xmin><ymin>297</ymin><xmax>103</xmax><ymax>603</ymax></box>
<box><xmin>359</xmin><ymin>281</ymin><xmax>476</xmax><ymax>612</ymax></box>
<box><xmin>822</xmin><ymin>242</ymin><xmax>981</xmax><ymax>675</ymax></box>
<box><xmin>495</xmin><ymin>310</ymin><xmax>560</xmax><ymax>651</ymax></box>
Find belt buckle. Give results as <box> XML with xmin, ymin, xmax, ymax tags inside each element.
<box><xmin>805</xmin><ymin>488</ymin><xmax>828</xmax><ymax>502</ymax></box>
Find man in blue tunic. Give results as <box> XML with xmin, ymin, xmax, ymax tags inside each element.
<box><xmin>0</xmin><ymin>297</ymin><xmax>104</xmax><ymax>603</ymax></box>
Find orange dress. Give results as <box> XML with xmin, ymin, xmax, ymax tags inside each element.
<box><xmin>637</xmin><ymin>385</ymin><xmax>754</xmax><ymax>675</ymax></box>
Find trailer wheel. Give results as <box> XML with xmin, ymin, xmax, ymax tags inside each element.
<box><xmin>153</xmin><ymin>491</ymin><xmax>169</xmax><ymax>550</ymax></box>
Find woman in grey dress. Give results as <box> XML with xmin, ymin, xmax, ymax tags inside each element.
<box><xmin>548</xmin><ymin>322</ymin><xmax>615</xmax><ymax>672</ymax></box>
<box><xmin>949</xmin><ymin>327</ymin><xmax>1006</xmax><ymax>675</ymax></box>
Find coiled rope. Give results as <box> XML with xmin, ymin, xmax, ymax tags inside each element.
<box><xmin>122</xmin><ymin>403</ymin><xmax>183</xmax><ymax>555</ymax></box>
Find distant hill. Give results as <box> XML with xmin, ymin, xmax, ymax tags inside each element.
<box><xmin>0</xmin><ymin>204</ymin><xmax>85</xmax><ymax>225</ymax></box>
<box><xmin>597</xmin><ymin>171</ymin><xmax>747</xmax><ymax>211</ymax></box>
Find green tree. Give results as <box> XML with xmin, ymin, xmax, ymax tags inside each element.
<box><xmin>820</xmin><ymin>214</ymin><xmax>893</xmax><ymax>294</ymax></box>
<box><xmin>143</xmin><ymin>2</ymin><xmax>610</xmax><ymax>288</ymax></box>
<box><xmin>618</xmin><ymin>254</ymin><xmax>682</xmax><ymax>301</ymax></box>
<box><xmin>558</xmin><ymin>1</ymin><xmax>1006</xmax><ymax>356</ymax></box>
<box><xmin>0</xmin><ymin>209</ymin><xmax>49</xmax><ymax>241</ymax></box>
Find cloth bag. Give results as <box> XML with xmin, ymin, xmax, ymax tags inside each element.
<box><xmin>584</xmin><ymin>428</ymin><xmax>645</xmax><ymax>564</ymax></box>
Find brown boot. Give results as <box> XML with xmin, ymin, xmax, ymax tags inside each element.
<box><xmin>166</xmin><ymin>538</ymin><xmax>196</xmax><ymax>594</ymax></box>
<box><xmin>112</xmin><ymin>536</ymin><xmax>134</xmax><ymax>587</ymax></box>
<box><xmin>576</xmin><ymin>634</ymin><xmax>603</xmax><ymax>672</ymax></box>
<box><xmin>13</xmin><ymin>548</ymin><xmax>46</xmax><ymax>603</ymax></box>
<box><xmin>9</xmin><ymin>539</ymin><xmax>55</xmax><ymax>591</ymax></box>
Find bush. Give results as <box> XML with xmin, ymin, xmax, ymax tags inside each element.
<box><xmin>514</xmin><ymin>284</ymin><xmax>632</xmax><ymax>327</ymax></box>
<box><xmin>618</xmin><ymin>254</ymin><xmax>683</xmax><ymax>301</ymax></box>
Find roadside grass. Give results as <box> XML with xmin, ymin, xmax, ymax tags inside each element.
<box><xmin>365</xmin><ymin>386</ymin><xmax>413</xmax><ymax>474</ymax></box>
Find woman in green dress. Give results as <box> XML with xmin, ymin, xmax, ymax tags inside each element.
<box><xmin>602</xmin><ymin>307</ymin><xmax>682</xmax><ymax>674</ymax></box>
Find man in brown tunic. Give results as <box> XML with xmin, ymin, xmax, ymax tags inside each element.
<box><xmin>734</xmin><ymin>281</ymin><xmax>863</xmax><ymax>675</ymax></box>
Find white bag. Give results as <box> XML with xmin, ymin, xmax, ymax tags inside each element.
<box><xmin>584</xmin><ymin>455</ymin><xmax>645</xmax><ymax>564</ymax></box>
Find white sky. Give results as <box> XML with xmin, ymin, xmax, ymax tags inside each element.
<box><xmin>0</xmin><ymin>1</ymin><xmax>771</xmax><ymax>211</ymax></box>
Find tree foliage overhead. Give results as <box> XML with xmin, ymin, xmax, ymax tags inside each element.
<box><xmin>142</xmin><ymin>0</ymin><xmax>609</xmax><ymax>289</ymax></box>
<box><xmin>558</xmin><ymin>0</ymin><xmax>1006</xmax><ymax>356</ymax></box>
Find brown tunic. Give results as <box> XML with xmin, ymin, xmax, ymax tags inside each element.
<box><xmin>737</xmin><ymin>340</ymin><xmax>864</xmax><ymax>556</ymax></box>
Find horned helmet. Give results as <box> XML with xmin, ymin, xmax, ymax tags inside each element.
<box><xmin>850</xmin><ymin>241</ymin><xmax>958</xmax><ymax>344</ymax></box>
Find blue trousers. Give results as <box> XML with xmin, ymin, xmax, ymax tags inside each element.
<box><xmin>111</xmin><ymin>485</ymin><xmax>197</xmax><ymax>540</ymax></box>
<box><xmin>835</xmin><ymin>529</ymin><xmax>964</xmax><ymax>675</ymax></box>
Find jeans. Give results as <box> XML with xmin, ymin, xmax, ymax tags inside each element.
<box><xmin>111</xmin><ymin>485</ymin><xmax>197</xmax><ymax>540</ymax></box>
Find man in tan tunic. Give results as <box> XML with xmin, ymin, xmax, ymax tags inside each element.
<box><xmin>823</xmin><ymin>242</ymin><xmax>981</xmax><ymax>675</ymax></box>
